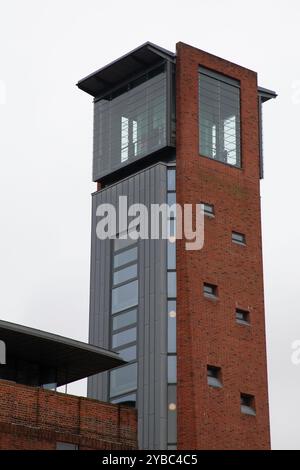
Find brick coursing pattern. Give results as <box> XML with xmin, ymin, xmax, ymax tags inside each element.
<box><xmin>175</xmin><ymin>42</ymin><xmax>271</xmax><ymax>450</ymax></box>
<box><xmin>0</xmin><ymin>380</ymin><xmax>137</xmax><ymax>450</ymax></box>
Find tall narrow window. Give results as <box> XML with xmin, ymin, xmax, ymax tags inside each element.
<box><xmin>167</xmin><ymin>166</ymin><xmax>177</xmax><ymax>449</ymax></box>
<box><xmin>199</xmin><ymin>67</ymin><xmax>241</xmax><ymax>168</ymax></box>
<box><xmin>109</xmin><ymin>238</ymin><xmax>139</xmax><ymax>408</ymax></box>
<box><xmin>121</xmin><ymin>116</ymin><xmax>129</xmax><ymax>162</ymax></box>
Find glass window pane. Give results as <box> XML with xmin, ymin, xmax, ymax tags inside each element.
<box><xmin>114</xmin><ymin>227</ymin><xmax>139</xmax><ymax>252</ymax></box>
<box><xmin>203</xmin><ymin>283</ymin><xmax>217</xmax><ymax>297</ymax></box>
<box><xmin>112</xmin><ymin>327</ymin><xmax>136</xmax><ymax>348</ymax></box>
<box><xmin>114</xmin><ymin>247</ymin><xmax>138</xmax><ymax>268</ymax></box>
<box><xmin>168</xmin><ymin>385</ymin><xmax>177</xmax><ymax>444</ymax></box>
<box><xmin>112</xmin><ymin>280</ymin><xmax>138</xmax><ymax>313</ymax></box>
<box><xmin>117</xmin><ymin>345</ymin><xmax>137</xmax><ymax>362</ymax></box>
<box><xmin>167</xmin><ymin>239</ymin><xmax>176</xmax><ymax>270</ymax></box>
<box><xmin>168</xmin><ymin>300</ymin><xmax>176</xmax><ymax>353</ymax></box>
<box><xmin>114</xmin><ymin>236</ymin><xmax>137</xmax><ymax>252</ymax></box>
<box><xmin>167</xmin><ymin>272</ymin><xmax>177</xmax><ymax>298</ymax></box>
<box><xmin>199</xmin><ymin>70</ymin><xmax>241</xmax><ymax>168</ymax></box>
<box><xmin>93</xmin><ymin>66</ymin><xmax>167</xmax><ymax>181</ymax></box>
<box><xmin>207</xmin><ymin>366</ymin><xmax>222</xmax><ymax>388</ymax></box>
<box><xmin>110</xmin><ymin>363</ymin><xmax>137</xmax><ymax>397</ymax></box>
<box><xmin>121</xmin><ymin>116</ymin><xmax>129</xmax><ymax>162</ymax></box>
<box><xmin>112</xmin><ymin>309</ymin><xmax>137</xmax><ymax>331</ymax></box>
<box><xmin>236</xmin><ymin>309</ymin><xmax>250</xmax><ymax>325</ymax></box>
<box><xmin>56</xmin><ymin>442</ymin><xmax>78</xmax><ymax>450</ymax></box>
<box><xmin>232</xmin><ymin>232</ymin><xmax>246</xmax><ymax>244</ymax></box>
<box><xmin>167</xmin><ymin>193</ymin><xmax>176</xmax><ymax>207</ymax></box>
<box><xmin>168</xmin><ymin>356</ymin><xmax>177</xmax><ymax>383</ymax></box>
<box><xmin>202</xmin><ymin>203</ymin><xmax>214</xmax><ymax>215</ymax></box>
<box><xmin>168</xmin><ymin>219</ymin><xmax>176</xmax><ymax>238</ymax></box>
<box><xmin>113</xmin><ymin>264</ymin><xmax>137</xmax><ymax>285</ymax></box>
<box><xmin>111</xmin><ymin>392</ymin><xmax>136</xmax><ymax>407</ymax></box>
<box><xmin>167</xmin><ymin>169</ymin><xmax>176</xmax><ymax>191</ymax></box>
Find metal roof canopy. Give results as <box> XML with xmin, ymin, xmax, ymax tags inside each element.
<box><xmin>77</xmin><ymin>42</ymin><xmax>175</xmax><ymax>98</ymax></box>
<box><xmin>77</xmin><ymin>42</ymin><xmax>276</xmax><ymax>101</ymax></box>
<box><xmin>258</xmin><ymin>86</ymin><xmax>277</xmax><ymax>102</ymax></box>
<box><xmin>0</xmin><ymin>319</ymin><xmax>125</xmax><ymax>386</ymax></box>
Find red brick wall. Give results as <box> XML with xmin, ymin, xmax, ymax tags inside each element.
<box><xmin>0</xmin><ymin>380</ymin><xmax>137</xmax><ymax>450</ymax></box>
<box><xmin>176</xmin><ymin>42</ymin><xmax>270</xmax><ymax>450</ymax></box>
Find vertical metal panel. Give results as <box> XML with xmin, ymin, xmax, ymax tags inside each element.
<box><xmin>88</xmin><ymin>162</ymin><xmax>168</xmax><ymax>449</ymax></box>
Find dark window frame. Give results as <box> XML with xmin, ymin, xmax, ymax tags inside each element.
<box><xmin>201</xmin><ymin>202</ymin><xmax>215</xmax><ymax>217</ymax></box>
<box><xmin>110</xmin><ymin>391</ymin><xmax>137</xmax><ymax>408</ymax></box>
<box><xmin>240</xmin><ymin>393</ymin><xmax>256</xmax><ymax>416</ymax></box>
<box><xmin>113</xmin><ymin>344</ymin><xmax>137</xmax><ymax>362</ymax></box>
<box><xmin>113</xmin><ymin>245</ymin><xmax>138</xmax><ymax>269</ymax></box>
<box><xmin>199</xmin><ymin>67</ymin><xmax>242</xmax><ymax>169</ymax></box>
<box><xmin>167</xmin><ymin>166</ymin><xmax>177</xmax><ymax>447</ymax></box>
<box><xmin>109</xmin><ymin>362</ymin><xmax>138</xmax><ymax>398</ymax></box>
<box><xmin>111</xmin><ymin>325</ymin><xmax>137</xmax><ymax>349</ymax></box>
<box><xmin>236</xmin><ymin>308</ymin><xmax>250</xmax><ymax>326</ymax></box>
<box><xmin>112</xmin><ymin>307</ymin><xmax>138</xmax><ymax>332</ymax></box>
<box><xmin>203</xmin><ymin>282</ymin><xmax>218</xmax><ymax>299</ymax></box>
<box><xmin>207</xmin><ymin>365</ymin><xmax>222</xmax><ymax>388</ymax></box>
<box><xmin>113</xmin><ymin>262</ymin><xmax>138</xmax><ymax>287</ymax></box>
<box><xmin>232</xmin><ymin>231</ymin><xmax>246</xmax><ymax>246</ymax></box>
<box><xmin>109</xmin><ymin>239</ymin><xmax>139</xmax><ymax>403</ymax></box>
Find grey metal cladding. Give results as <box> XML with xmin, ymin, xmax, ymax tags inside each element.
<box><xmin>88</xmin><ymin>162</ymin><xmax>168</xmax><ymax>450</ymax></box>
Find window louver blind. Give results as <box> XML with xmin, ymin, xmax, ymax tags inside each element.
<box><xmin>199</xmin><ymin>68</ymin><xmax>241</xmax><ymax>168</ymax></box>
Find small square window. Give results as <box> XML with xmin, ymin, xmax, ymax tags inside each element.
<box><xmin>240</xmin><ymin>393</ymin><xmax>256</xmax><ymax>416</ymax></box>
<box><xmin>202</xmin><ymin>202</ymin><xmax>215</xmax><ymax>217</ymax></box>
<box><xmin>232</xmin><ymin>231</ymin><xmax>246</xmax><ymax>245</ymax></box>
<box><xmin>207</xmin><ymin>365</ymin><xmax>222</xmax><ymax>388</ymax></box>
<box><xmin>236</xmin><ymin>309</ymin><xmax>250</xmax><ymax>325</ymax></box>
<box><xmin>204</xmin><ymin>283</ymin><xmax>218</xmax><ymax>298</ymax></box>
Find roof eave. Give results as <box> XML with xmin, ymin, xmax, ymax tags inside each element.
<box><xmin>258</xmin><ymin>86</ymin><xmax>278</xmax><ymax>102</ymax></box>
<box><xmin>77</xmin><ymin>42</ymin><xmax>175</xmax><ymax>97</ymax></box>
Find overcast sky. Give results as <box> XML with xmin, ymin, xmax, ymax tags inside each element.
<box><xmin>0</xmin><ymin>0</ymin><xmax>299</xmax><ymax>449</ymax></box>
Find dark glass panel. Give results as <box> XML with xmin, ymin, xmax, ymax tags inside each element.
<box><xmin>110</xmin><ymin>363</ymin><xmax>137</xmax><ymax>397</ymax></box>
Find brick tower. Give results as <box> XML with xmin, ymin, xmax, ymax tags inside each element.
<box><xmin>78</xmin><ymin>41</ymin><xmax>276</xmax><ymax>449</ymax></box>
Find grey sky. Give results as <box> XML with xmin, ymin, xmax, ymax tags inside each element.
<box><xmin>0</xmin><ymin>0</ymin><xmax>299</xmax><ymax>449</ymax></box>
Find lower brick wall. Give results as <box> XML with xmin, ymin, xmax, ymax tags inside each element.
<box><xmin>0</xmin><ymin>380</ymin><xmax>137</xmax><ymax>450</ymax></box>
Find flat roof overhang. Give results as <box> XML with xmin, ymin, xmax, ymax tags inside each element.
<box><xmin>258</xmin><ymin>86</ymin><xmax>277</xmax><ymax>102</ymax></box>
<box><xmin>0</xmin><ymin>319</ymin><xmax>125</xmax><ymax>386</ymax></box>
<box><xmin>77</xmin><ymin>42</ymin><xmax>175</xmax><ymax>98</ymax></box>
<box><xmin>77</xmin><ymin>42</ymin><xmax>276</xmax><ymax>103</ymax></box>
